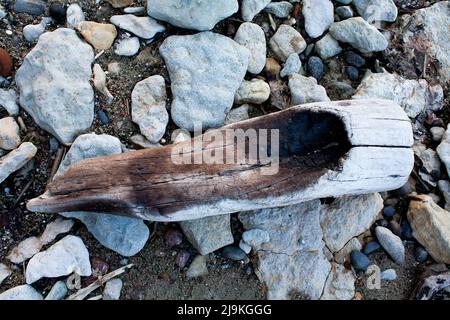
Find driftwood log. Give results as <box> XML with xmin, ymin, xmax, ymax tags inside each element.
<box><xmin>27</xmin><ymin>99</ymin><xmax>414</xmax><ymax>222</ymax></box>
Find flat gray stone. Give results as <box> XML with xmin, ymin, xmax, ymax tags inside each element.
<box><xmin>131</xmin><ymin>75</ymin><xmax>168</xmax><ymax>143</ymax></box>
<box><xmin>147</xmin><ymin>0</ymin><xmax>238</xmax><ymax>31</ymax></box>
<box><xmin>26</xmin><ymin>235</ymin><xmax>92</xmax><ymax>284</ymax></box>
<box><xmin>329</xmin><ymin>17</ymin><xmax>388</xmax><ymax>53</ymax></box>
<box><xmin>15</xmin><ymin>28</ymin><xmax>94</xmax><ymax>145</ymax></box>
<box><xmin>353</xmin><ymin>0</ymin><xmax>398</xmax><ymax>23</ymax></box>
<box><xmin>66</xmin><ymin>3</ymin><xmax>85</xmax><ymax>28</ymax></box>
<box><xmin>114</xmin><ymin>36</ymin><xmax>140</xmax><ymax>56</ymax></box>
<box><xmin>186</xmin><ymin>255</ymin><xmax>208</xmax><ymax>278</ymax></box>
<box><xmin>103</xmin><ymin>278</ymin><xmax>123</xmax><ymax>300</ymax></box>
<box><xmin>0</xmin><ymin>89</ymin><xmax>19</xmax><ymax>115</ymax></box>
<box><xmin>264</xmin><ymin>1</ymin><xmax>293</xmax><ymax>18</ymax></box>
<box><xmin>110</xmin><ymin>14</ymin><xmax>165</xmax><ymax>39</ymax></box>
<box><xmin>375</xmin><ymin>226</ymin><xmax>405</xmax><ymax>265</ymax></box>
<box><xmin>160</xmin><ymin>32</ymin><xmax>249</xmax><ymax>131</ymax></box>
<box><xmin>0</xmin><ymin>142</ymin><xmax>37</xmax><ymax>184</ymax></box>
<box><xmin>0</xmin><ymin>285</ymin><xmax>43</xmax><ymax>300</ymax></box>
<box><xmin>180</xmin><ymin>215</ymin><xmax>234</xmax><ymax>255</ymax></box>
<box><xmin>315</xmin><ymin>33</ymin><xmax>342</xmax><ymax>60</ymax></box>
<box><xmin>13</xmin><ymin>0</ymin><xmax>46</xmax><ymax>16</ymax></box>
<box><xmin>45</xmin><ymin>281</ymin><xmax>68</xmax><ymax>300</ymax></box>
<box><xmin>57</xmin><ymin>133</ymin><xmax>150</xmax><ymax>257</ymax></box>
<box><xmin>280</xmin><ymin>53</ymin><xmax>303</xmax><ymax>78</ymax></box>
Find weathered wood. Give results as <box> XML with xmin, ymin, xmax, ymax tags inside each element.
<box><xmin>27</xmin><ymin>99</ymin><xmax>414</xmax><ymax>221</ymax></box>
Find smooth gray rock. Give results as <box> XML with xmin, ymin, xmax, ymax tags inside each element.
<box><xmin>131</xmin><ymin>75</ymin><xmax>168</xmax><ymax>143</ymax></box>
<box><xmin>147</xmin><ymin>0</ymin><xmax>238</xmax><ymax>31</ymax></box>
<box><xmin>315</xmin><ymin>33</ymin><xmax>342</xmax><ymax>60</ymax></box>
<box><xmin>0</xmin><ymin>89</ymin><xmax>19</xmax><ymax>116</ymax></box>
<box><xmin>114</xmin><ymin>36</ymin><xmax>140</xmax><ymax>56</ymax></box>
<box><xmin>352</xmin><ymin>70</ymin><xmax>444</xmax><ymax>118</ymax></box>
<box><xmin>430</xmin><ymin>127</ymin><xmax>445</xmax><ymax>142</ymax></box>
<box><xmin>241</xmin><ymin>0</ymin><xmax>271</xmax><ymax>21</ymax></box>
<box><xmin>375</xmin><ymin>226</ymin><xmax>405</xmax><ymax>265</ymax></box>
<box><xmin>66</xmin><ymin>3</ymin><xmax>85</xmax><ymax>28</ymax></box>
<box><xmin>264</xmin><ymin>1</ymin><xmax>293</xmax><ymax>18</ymax></box>
<box><xmin>57</xmin><ymin>133</ymin><xmax>150</xmax><ymax>257</ymax></box>
<box><xmin>239</xmin><ymin>201</ymin><xmax>331</xmax><ymax>300</ymax></box>
<box><xmin>110</xmin><ymin>14</ymin><xmax>165</xmax><ymax>39</ymax></box>
<box><xmin>15</xmin><ymin>28</ymin><xmax>94</xmax><ymax>145</ymax></box>
<box><xmin>280</xmin><ymin>53</ymin><xmax>303</xmax><ymax>78</ymax></box>
<box><xmin>336</xmin><ymin>6</ymin><xmax>354</xmax><ymax>19</ymax></box>
<box><xmin>45</xmin><ymin>281</ymin><xmax>68</xmax><ymax>300</ymax></box>
<box><xmin>234</xmin><ymin>22</ymin><xmax>266</xmax><ymax>74</ymax></box>
<box><xmin>0</xmin><ymin>142</ymin><xmax>37</xmax><ymax>184</ymax></box>
<box><xmin>288</xmin><ymin>74</ymin><xmax>330</xmax><ymax>105</ymax></box>
<box><xmin>437</xmin><ymin>125</ymin><xmax>450</xmax><ymax>177</ymax></box>
<box><xmin>186</xmin><ymin>255</ymin><xmax>208</xmax><ymax>278</ymax></box>
<box><xmin>0</xmin><ymin>117</ymin><xmax>21</xmax><ymax>151</ymax></box>
<box><xmin>320</xmin><ymin>193</ymin><xmax>383</xmax><ymax>252</ymax></box>
<box><xmin>336</xmin><ymin>0</ymin><xmax>352</xmax><ymax>4</ymax></box>
<box><xmin>329</xmin><ymin>17</ymin><xmax>388</xmax><ymax>53</ymax></box>
<box><xmin>269</xmin><ymin>24</ymin><xmax>307</xmax><ymax>61</ymax></box>
<box><xmin>0</xmin><ymin>285</ymin><xmax>43</xmax><ymax>300</ymax></box>
<box><xmin>414</xmin><ymin>143</ymin><xmax>441</xmax><ymax>186</ymax></box>
<box><xmin>13</xmin><ymin>0</ymin><xmax>46</xmax><ymax>16</ymax></box>
<box><xmin>353</xmin><ymin>0</ymin><xmax>398</xmax><ymax>23</ymax></box>
<box><xmin>103</xmin><ymin>278</ymin><xmax>123</xmax><ymax>300</ymax></box>
<box><xmin>180</xmin><ymin>215</ymin><xmax>234</xmax><ymax>255</ymax></box>
<box><xmin>26</xmin><ymin>235</ymin><xmax>92</xmax><ymax>284</ymax></box>
<box><xmin>302</xmin><ymin>0</ymin><xmax>334</xmax><ymax>38</ymax></box>
<box><xmin>380</xmin><ymin>269</ymin><xmax>397</xmax><ymax>281</ymax></box>
<box><xmin>159</xmin><ymin>32</ymin><xmax>249</xmax><ymax>131</ymax></box>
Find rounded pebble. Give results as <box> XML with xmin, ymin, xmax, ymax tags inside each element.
<box><xmin>345</xmin><ymin>65</ymin><xmax>359</xmax><ymax>80</ymax></box>
<box><xmin>221</xmin><ymin>246</ymin><xmax>247</xmax><ymax>261</ymax></box>
<box><xmin>344</xmin><ymin>51</ymin><xmax>365</xmax><ymax>68</ymax></box>
<box><xmin>400</xmin><ymin>219</ymin><xmax>413</xmax><ymax>240</ymax></box>
<box><xmin>380</xmin><ymin>269</ymin><xmax>397</xmax><ymax>281</ymax></box>
<box><xmin>414</xmin><ymin>246</ymin><xmax>428</xmax><ymax>263</ymax></box>
<box><xmin>0</xmin><ymin>48</ymin><xmax>13</xmax><ymax>77</ymax></box>
<box><xmin>388</xmin><ymin>220</ymin><xmax>402</xmax><ymax>237</ymax></box>
<box><xmin>362</xmin><ymin>241</ymin><xmax>381</xmax><ymax>255</ymax></box>
<box><xmin>175</xmin><ymin>250</ymin><xmax>190</xmax><ymax>268</ymax></box>
<box><xmin>351</xmin><ymin>251</ymin><xmax>371</xmax><ymax>271</ymax></box>
<box><xmin>307</xmin><ymin>56</ymin><xmax>323</xmax><ymax>80</ymax></box>
<box><xmin>97</xmin><ymin>109</ymin><xmax>109</xmax><ymax>125</ymax></box>
<box><xmin>164</xmin><ymin>228</ymin><xmax>183</xmax><ymax>248</ymax></box>
<box><xmin>383</xmin><ymin>206</ymin><xmax>396</xmax><ymax>218</ymax></box>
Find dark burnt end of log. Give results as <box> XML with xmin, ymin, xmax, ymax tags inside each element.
<box><xmin>26</xmin><ymin>107</ymin><xmax>351</xmax><ymax>219</ymax></box>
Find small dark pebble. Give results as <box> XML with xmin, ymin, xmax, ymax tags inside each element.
<box><xmin>307</xmin><ymin>56</ymin><xmax>323</xmax><ymax>80</ymax></box>
<box><xmin>221</xmin><ymin>246</ymin><xmax>247</xmax><ymax>261</ymax></box>
<box><xmin>362</xmin><ymin>241</ymin><xmax>381</xmax><ymax>255</ymax></box>
<box><xmin>400</xmin><ymin>219</ymin><xmax>413</xmax><ymax>240</ymax></box>
<box><xmin>345</xmin><ymin>51</ymin><xmax>366</xmax><ymax>68</ymax></box>
<box><xmin>383</xmin><ymin>206</ymin><xmax>396</xmax><ymax>218</ymax></box>
<box><xmin>164</xmin><ymin>228</ymin><xmax>183</xmax><ymax>248</ymax></box>
<box><xmin>351</xmin><ymin>251</ymin><xmax>371</xmax><ymax>271</ymax></box>
<box><xmin>304</xmin><ymin>43</ymin><xmax>315</xmax><ymax>57</ymax></box>
<box><xmin>335</xmin><ymin>6</ymin><xmax>353</xmax><ymax>19</ymax></box>
<box><xmin>377</xmin><ymin>219</ymin><xmax>389</xmax><ymax>228</ymax></box>
<box><xmin>388</xmin><ymin>220</ymin><xmax>402</xmax><ymax>237</ymax></box>
<box><xmin>49</xmin><ymin>137</ymin><xmax>59</xmax><ymax>154</ymax></box>
<box><xmin>0</xmin><ymin>48</ymin><xmax>13</xmax><ymax>77</ymax></box>
<box><xmin>175</xmin><ymin>250</ymin><xmax>190</xmax><ymax>268</ymax></box>
<box><xmin>414</xmin><ymin>246</ymin><xmax>428</xmax><ymax>263</ymax></box>
<box><xmin>97</xmin><ymin>109</ymin><xmax>109</xmax><ymax>125</ymax></box>
<box><xmin>245</xmin><ymin>264</ymin><xmax>253</xmax><ymax>275</ymax></box>
<box><xmin>345</xmin><ymin>66</ymin><xmax>359</xmax><ymax>81</ymax></box>
<box><xmin>49</xmin><ymin>2</ymin><xmax>67</xmax><ymax>24</ymax></box>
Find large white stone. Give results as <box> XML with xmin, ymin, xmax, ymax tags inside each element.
<box><xmin>110</xmin><ymin>14</ymin><xmax>165</xmax><ymax>39</ymax></box>
<box><xmin>25</xmin><ymin>235</ymin><xmax>91</xmax><ymax>284</ymax></box>
<box><xmin>159</xmin><ymin>32</ymin><xmax>249</xmax><ymax>131</ymax></box>
<box><xmin>353</xmin><ymin>0</ymin><xmax>398</xmax><ymax>23</ymax></box>
<box><xmin>239</xmin><ymin>201</ymin><xmax>331</xmax><ymax>300</ymax></box>
<box><xmin>352</xmin><ymin>70</ymin><xmax>444</xmax><ymax>118</ymax></box>
<box><xmin>15</xmin><ymin>28</ymin><xmax>94</xmax><ymax>144</ymax></box>
<box><xmin>147</xmin><ymin>0</ymin><xmax>238</xmax><ymax>31</ymax></box>
<box><xmin>131</xmin><ymin>75</ymin><xmax>168</xmax><ymax>144</ymax></box>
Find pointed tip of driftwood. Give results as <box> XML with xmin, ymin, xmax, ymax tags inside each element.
<box><xmin>26</xmin><ymin>192</ymin><xmax>53</xmax><ymax>213</ymax></box>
